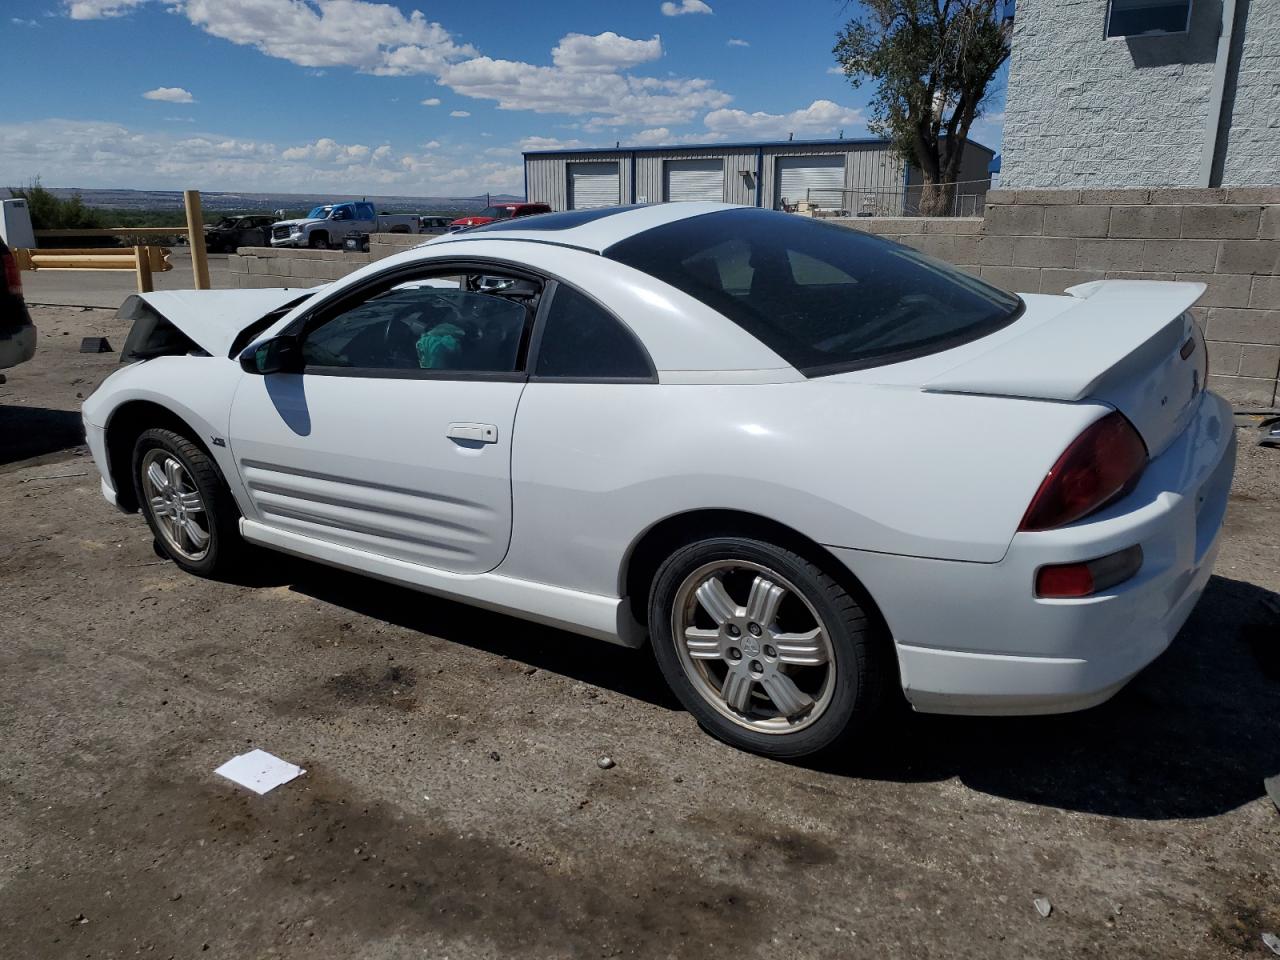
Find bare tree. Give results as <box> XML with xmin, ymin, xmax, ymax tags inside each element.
<box><xmin>834</xmin><ymin>0</ymin><xmax>1010</xmax><ymax>215</ymax></box>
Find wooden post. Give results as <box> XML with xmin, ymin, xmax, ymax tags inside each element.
<box><xmin>183</xmin><ymin>189</ymin><xmax>211</xmax><ymax>290</ymax></box>
<box><xmin>135</xmin><ymin>245</ymin><xmax>153</xmax><ymax>293</ymax></box>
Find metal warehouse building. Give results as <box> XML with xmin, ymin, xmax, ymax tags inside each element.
<box><xmin>523</xmin><ymin>138</ymin><xmax>995</xmax><ymax>217</ymax></box>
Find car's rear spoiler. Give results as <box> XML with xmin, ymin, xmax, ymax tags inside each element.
<box><xmin>923</xmin><ymin>280</ymin><xmax>1206</xmax><ymax>402</ymax></box>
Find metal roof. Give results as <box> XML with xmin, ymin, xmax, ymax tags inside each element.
<box><xmin>523</xmin><ymin>136</ymin><xmax>995</xmax><ymax>158</ymax></box>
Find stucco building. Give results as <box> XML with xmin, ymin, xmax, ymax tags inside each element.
<box><xmin>1000</xmin><ymin>0</ymin><xmax>1279</xmax><ymax>188</ymax></box>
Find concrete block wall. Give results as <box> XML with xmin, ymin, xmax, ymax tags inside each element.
<box><xmin>837</xmin><ymin>187</ymin><xmax>1280</xmax><ymax>410</ymax></box>
<box><xmin>227</xmin><ymin>246</ymin><xmax>380</xmax><ymax>289</ymax></box>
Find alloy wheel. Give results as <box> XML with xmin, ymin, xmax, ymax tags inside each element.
<box><xmin>140</xmin><ymin>449</ymin><xmax>211</xmax><ymax>562</ymax></box>
<box><xmin>671</xmin><ymin>559</ymin><xmax>836</xmax><ymax>734</ymax></box>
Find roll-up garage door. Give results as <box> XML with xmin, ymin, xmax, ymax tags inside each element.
<box><xmin>775</xmin><ymin>155</ymin><xmax>845</xmax><ymax>210</ymax></box>
<box><xmin>664</xmin><ymin>158</ymin><xmax>724</xmax><ymax>202</ymax></box>
<box><xmin>568</xmin><ymin>162</ymin><xmax>621</xmax><ymax>209</ymax></box>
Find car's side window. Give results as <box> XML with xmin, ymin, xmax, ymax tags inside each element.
<box><xmin>301</xmin><ymin>274</ymin><xmax>535</xmax><ymax>375</ymax></box>
<box><xmin>533</xmin><ymin>284</ymin><xmax>653</xmax><ymax>381</ymax></box>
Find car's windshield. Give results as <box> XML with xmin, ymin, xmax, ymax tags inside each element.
<box><xmin>478</xmin><ymin>206</ymin><xmax>516</xmax><ymax>219</ymax></box>
<box><xmin>604</xmin><ymin>208</ymin><xmax>1022</xmax><ymax>376</ymax></box>
<box><xmin>306</xmin><ymin>205</ymin><xmax>333</xmax><ymax>219</ymax></box>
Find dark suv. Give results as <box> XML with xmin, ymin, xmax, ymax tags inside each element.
<box><xmin>204</xmin><ymin>215</ymin><xmax>275</xmax><ymax>253</ymax></box>
<box><xmin>0</xmin><ymin>238</ymin><xmax>36</xmax><ymax>373</ymax></box>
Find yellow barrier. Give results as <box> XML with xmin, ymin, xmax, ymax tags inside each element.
<box><xmin>13</xmin><ymin>245</ymin><xmax>172</xmax><ymax>293</ymax></box>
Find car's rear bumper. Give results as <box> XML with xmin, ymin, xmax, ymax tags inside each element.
<box><xmin>0</xmin><ymin>323</ymin><xmax>36</xmax><ymax>370</ymax></box>
<box><xmin>833</xmin><ymin>390</ymin><xmax>1237</xmax><ymax>716</ymax></box>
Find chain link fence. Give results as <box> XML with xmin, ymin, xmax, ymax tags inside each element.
<box><xmin>780</xmin><ymin>179</ymin><xmax>991</xmax><ymax>219</ymax></box>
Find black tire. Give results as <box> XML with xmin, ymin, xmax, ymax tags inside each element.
<box><xmin>132</xmin><ymin>427</ymin><xmax>245</xmax><ymax>577</ymax></box>
<box><xmin>308</xmin><ymin>232</ymin><xmax>329</xmax><ymax>250</ymax></box>
<box><xmin>649</xmin><ymin>536</ymin><xmax>887</xmax><ymax>759</ymax></box>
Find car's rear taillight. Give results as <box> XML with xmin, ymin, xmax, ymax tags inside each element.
<box><xmin>1019</xmin><ymin>411</ymin><xmax>1148</xmax><ymax>532</ymax></box>
<box><xmin>2</xmin><ymin>249</ymin><xmax>21</xmax><ymax>297</ymax></box>
<box><xmin>1035</xmin><ymin>545</ymin><xmax>1144</xmax><ymax>598</ymax></box>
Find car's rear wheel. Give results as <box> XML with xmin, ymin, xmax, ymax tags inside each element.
<box><xmin>133</xmin><ymin>428</ymin><xmax>244</xmax><ymax>577</ymax></box>
<box><xmin>649</xmin><ymin>537</ymin><xmax>885</xmax><ymax>758</ymax></box>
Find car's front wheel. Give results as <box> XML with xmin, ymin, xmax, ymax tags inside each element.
<box><xmin>132</xmin><ymin>428</ymin><xmax>244</xmax><ymax>577</ymax></box>
<box><xmin>649</xmin><ymin>537</ymin><xmax>886</xmax><ymax>758</ymax></box>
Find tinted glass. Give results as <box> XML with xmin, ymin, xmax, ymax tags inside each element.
<box><xmin>479</xmin><ymin>206</ymin><xmax>516</xmax><ymax>219</ymax></box>
<box><xmin>535</xmin><ymin>286</ymin><xmax>652</xmax><ymax>380</ymax></box>
<box><xmin>473</xmin><ymin>205</ymin><xmax>645</xmax><ymax>233</ymax></box>
<box><xmin>1107</xmin><ymin>0</ymin><xmax>1190</xmax><ymax>36</ymax></box>
<box><xmin>604</xmin><ymin>208</ymin><xmax>1021</xmax><ymax>376</ymax></box>
<box><xmin>303</xmin><ymin>281</ymin><xmax>530</xmax><ymax>373</ymax></box>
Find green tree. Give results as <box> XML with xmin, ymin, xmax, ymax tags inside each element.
<box><xmin>7</xmin><ymin>177</ymin><xmax>105</xmax><ymax>231</ymax></box>
<box><xmin>834</xmin><ymin>0</ymin><xmax>1010</xmax><ymax>215</ymax></box>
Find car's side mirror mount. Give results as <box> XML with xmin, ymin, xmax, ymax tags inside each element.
<box><xmin>239</xmin><ymin>336</ymin><xmax>302</xmax><ymax>375</ymax></box>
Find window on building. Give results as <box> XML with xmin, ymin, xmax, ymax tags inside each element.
<box><xmin>1106</xmin><ymin>0</ymin><xmax>1192</xmax><ymax>37</ymax></box>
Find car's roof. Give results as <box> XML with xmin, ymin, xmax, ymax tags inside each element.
<box><xmin>424</xmin><ymin>202</ymin><xmax>737</xmax><ymax>254</ymax></box>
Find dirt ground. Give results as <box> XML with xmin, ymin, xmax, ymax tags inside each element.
<box><xmin>2</xmin><ymin>304</ymin><xmax>1278</xmax><ymax>960</ymax></box>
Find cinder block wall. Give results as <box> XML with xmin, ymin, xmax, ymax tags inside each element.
<box><xmin>227</xmin><ymin>234</ymin><xmax>426</xmax><ymax>288</ymax></box>
<box><xmin>227</xmin><ymin>246</ymin><xmax>379</xmax><ymax>289</ymax></box>
<box><xmin>838</xmin><ymin>187</ymin><xmax>1280</xmax><ymax>409</ymax></box>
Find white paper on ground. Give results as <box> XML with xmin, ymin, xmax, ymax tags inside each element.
<box><xmin>214</xmin><ymin>749</ymin><xmax>305</xmax><ymax>795</ymax></box>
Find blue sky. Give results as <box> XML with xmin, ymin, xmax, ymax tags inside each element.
<box><xmin>2</xmin><ymin>0</ymin><xmax>1007</xmax><ymax>197</ymax></box>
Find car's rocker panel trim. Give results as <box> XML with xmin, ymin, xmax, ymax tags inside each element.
<box><xmin>240</xmin><ymin>518</ymin><xmax>643</xmax><ymax>647</ymax></box>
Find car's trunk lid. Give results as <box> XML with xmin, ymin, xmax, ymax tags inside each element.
<box><xmin>923</xmin><ymin>280</ymin><xmax>1206</xmax><ymax>455</ymax></box>
<box><xmin>834</xmin><ymin>280</ymin><xmax>1207</xmax><ymax>458</ymax></box>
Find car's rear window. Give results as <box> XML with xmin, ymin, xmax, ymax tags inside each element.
<box><xmin>603</xmin><ymin>208</ymin><xmax>1022</xmax><ymax>376</ymax></box>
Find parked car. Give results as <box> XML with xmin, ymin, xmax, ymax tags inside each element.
<box><xmin>205</xmin><ymin>215</ymin><xmax>276</xmax><ymax>253</ymax></box>
<box><xmin>419</xmin><ymin>216</ymin><xmax>454</xmax><ymax>235</ymax></box>
<box><xmin>270</xmin><ymin>201</ymin><xmax>419</xmax><ymax>250</ymax></box>
<box><xmin>0</xmin><ymin>238</ymin><xmax>36</xmax><ymax>374</ymax></box>
<box><xmin>83</xmin><ymin>203</ymin><xmax>1234</xmax><ymax>758</ymax></box>
<box><xmin>449</xmin><ymin>202</ymin><xmax>551</xmax><ymax>231</ymax></box>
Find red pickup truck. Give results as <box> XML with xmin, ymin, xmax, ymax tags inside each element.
<box><xmin>449</xmin><ymin>202</ymin><xmax>552</xmax><ymax>231</ymax></box>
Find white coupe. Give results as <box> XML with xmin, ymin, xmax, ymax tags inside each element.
<box><xmin>83</xmin><ymin>203</ymin><xmax>1236</xmax><ymax>757</ymax></box>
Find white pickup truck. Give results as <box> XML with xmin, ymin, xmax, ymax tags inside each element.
<box><xmin>269</xmin><ymin>201</ymin><xmax>420</xmax><ymax>249</ymax></box>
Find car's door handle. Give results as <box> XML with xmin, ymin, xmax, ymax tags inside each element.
<box><xmin>447</xmin><ymin>422</ymin><xmax>499</xmax><ymax>444</ymax></box>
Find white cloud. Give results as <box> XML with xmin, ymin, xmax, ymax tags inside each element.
<box><xmin>661</xmin><ymin>0</ymin><xmax>711</xmax><ymax>15</ymax></box>
<box><xmin>142</xmin><ymin>86</ymin><xmax>195</xmax><ymax>103</ymax></box>
<box><xmin>727</xmin><ymin>38</ymin><xmax>749</xmax><ymax>47</ymax></box>
<box><xmin>179</xmin><ymin>0</ymin><xmax>476</xmax><ymax>76</ymax></box>
<box><xmin>440</xmin><ymin>56</ymin><xmax>729</xmax><ymax>127</ymax></box>
<box><xmin>551</xmin><ymin>32</ymin><xmax>662</xmax><ymax>72</ymax></box>
<box><xmin>0</xmin><ymin>118</ymin><xmax>521</xmax><ymax>195</ymax></box>
<box><xmin>422</xmin><ymin>140</ymin><xmax>441</xmax><ymax>149</ymax></box>
<box><xmin>630</xmin><ymin>127</ymin><xmax>672</xmax><ymax>145</ymax></box>
<box><xmin>64</xmin><ymin>0</ymin><xmax>148</xmax><ymax>18</ymax></box>
<box><xmin>420</xmin><ymin>97</ymin><xmax>442</xmax><ymax>106</ymax></box>
<box><xmin>12</xmin><ymin>17</ymin><xmax>39</xmax><ymax>26</ymax></box>
<box><xmin>704</xmin><ymin>99</ymin><xmax>864</xmax><ymax>139</ymax></box>
<box><xmin>280</xmin><ymin>137</ymin><xmax>371</xmax><ymax>162</ymax></box>
<box><xmin>519</xmin><ymin>136</ymin><xmax>584</xmax><ymax>152</ymax></box>
<box><xmin>827</xmin><ymin>65</ymin><xmax>845</xmax><ymax>75</ymax></box>
<box><xmin>64</xmin><ymin>3</ymin><xmax>731</xmax><ymax>133</ymax></box>
<box><xmin>449</xmin><ymin>110</ymin><xmax>470</xmax><ymax>117</ymax></box>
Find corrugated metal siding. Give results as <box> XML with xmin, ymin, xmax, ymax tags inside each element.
<box><xmin>663</xmin><ymin>159</ymin><xmax>725</xmax><ymax>202</ymax></box>
<box><xmin>524</xmin><ymin>142</ymin><xmax>912</xmax><ymax>213</ymax></box>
